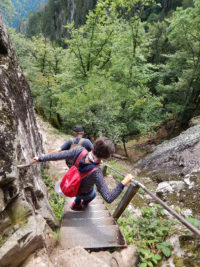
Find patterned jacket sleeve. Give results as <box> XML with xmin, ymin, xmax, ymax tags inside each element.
<box><xmin>38</xmin><ymin>147</ymin><xmax>83</xmax><ymax>162</ymax></box>
<box><xmin>93</xmin><ymin>169</ymin><xmax>124</xmax><ymax>203</ymax></box>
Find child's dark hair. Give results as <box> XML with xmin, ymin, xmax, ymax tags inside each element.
<box><xmin>93</xmin><ymin>137</ymin><xmax>115</xmax><ymax>159</ymax></box>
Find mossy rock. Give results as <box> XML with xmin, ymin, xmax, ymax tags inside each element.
<box><xmin>172</xmin><ymin>235</ymin><xmax>200</xmax><ymax>267</ymax></box>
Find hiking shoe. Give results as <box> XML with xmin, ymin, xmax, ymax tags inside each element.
<box><xmin>82</xmin><ymin>202</ymin><xmax>91</xmax><ymax>208</ymax></box>
<box><xmin>70</xmin><ymin>202</ymin><xmax>83</xmax><ymax>211</ymax></box>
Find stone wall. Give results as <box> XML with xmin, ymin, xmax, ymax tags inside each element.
<box><xmin>0</xmin><ymin>13</ymin><xmax>58</xmax><ymax>267</ymax></box>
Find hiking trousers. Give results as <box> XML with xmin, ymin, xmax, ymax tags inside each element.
<box><xmin>75</xmin><ymin>188</ymin><xmax>96</xmax><ymax>205</ymax></box>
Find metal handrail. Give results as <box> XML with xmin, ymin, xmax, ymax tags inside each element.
<box><xmin>103</xmin><ymin>163</ymin><xmax>200</xmax><ymax>238</ymax></box>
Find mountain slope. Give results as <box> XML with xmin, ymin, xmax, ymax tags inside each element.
<box><xmin>8</xmin><ymin>0</ymin><xmax>47</xmax><ymax>28</ymax></box>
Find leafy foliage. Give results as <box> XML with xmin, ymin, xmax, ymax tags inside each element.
<box><xmin>0</xmin><ymin>0</ymin><xmax>14</xmax><ymax>20</ymax></box>
<box><xmin>5</xmin><ymin>0</ymin><xmax>47</xmax><ymax>28</ymax></box>
<box><xmin>118</xmin><ymin>205</ymin><xmax>176</xmax><ymax>266</ymax></box>
<box><xmin>9</xmin><ymin>0</ymin><xmax>200</xmax><ymax>153</ymax></box>
<box><xmin>55</xmin><ymin>0</ymin><xmax>165</xmax><ymax>143</ymax></box>
<box><xmin>147</xmin><ymin>0</ymin><xmax>200</xmax><ymax>125</ymax></box>
<box><xmin>42</xmin><ymin>169</ymin><xmax>65</xmax><ymax>223</ymax></box>
<box><xmin>185</xmin><ymin>216</ymin><xmax>200</xmax><ymax>228</ymax></box>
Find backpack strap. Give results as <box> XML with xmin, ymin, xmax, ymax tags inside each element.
<box><xmin>78</xmin><ymin>138</ymin><xmax>85</xmax><ymax>145</ymax></box>
<box><xmin>70</xmin><ymin>138</ymin><xmax>74</xmax><ymax>145</ymax></box>
<box><xmin>80</xmin><ymin>166</ymin><xmax>99</xmax><ymax>179</ymax></box>
<box><xmin>74</xmin><ymin>149</ymin><xmax>88</xmax><ymax>167</ymax></box>
<box><xmin>71</xmin><ymin>138</ymin><xmax>85</xmax><ymax>148</ymax></box>
<box><xmin>74</xmin><ymin>150</ymin><xmax>99</xmax><ymax>179</ymax></box>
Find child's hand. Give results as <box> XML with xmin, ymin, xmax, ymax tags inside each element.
<box><xmin>121</xmin><ymin>174</ymin><xmax>134</xmax><ymax>186</ymax></box>
<box><xmin>32</xmin><ymin>157</ymin><xmax>39</xmax><ymax>163</ymax></box>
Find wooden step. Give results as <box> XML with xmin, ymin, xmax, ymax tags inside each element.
<box><xmin>60</xmin><ymin>194</ymin><xmax>126</xmax><ymax>250</ymax></box>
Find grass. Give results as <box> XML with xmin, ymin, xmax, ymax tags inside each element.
<box><xmin>42</xmin><ymin>168</ymin><xmax>65</xmax><ymax>223</ymax></box>
<box><xmin>104</xmin><ymin>159</ymin><xmax>129</xmax><ymax>183</ymax></box>
<box><xmin>9</xmin><ymin>207</ymin><xmax>29</xmax><ymax>228</ymax></box>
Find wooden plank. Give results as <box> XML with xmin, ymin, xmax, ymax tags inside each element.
<box><xmin>62</xmin><ymin>216</ymin><xmax>116</xmax><ymax>227</ymax></box>
<box><xmin>61</xmin><ymin>225</ymin><xmax>126</xmax><ymax>250</ymax></box>
<box><xmin>61</xmin><ymin>194</ymin><xmax>126</xmax><ymax>250</ymax></box>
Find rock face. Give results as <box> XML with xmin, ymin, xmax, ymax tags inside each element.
<box><xmin>136</xmin><ymin>124</ymin><xmax>200</xmax><ymax>181</ymax></box>
<box><xmin>0</xmin><ymin>13</ymin><xmax>58</xmax><ymax>267</ymax></box>
<box><xmin>135</xmin><ymin>124</ymin><xmax>200</xmax><ymax>216</ymax></box>
<box><xmin>25</xmin><ymin>0</ymin><xmax>97</xmax><ymax>42</ymax></box>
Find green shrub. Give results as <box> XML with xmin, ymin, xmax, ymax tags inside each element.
<box><xmin>118</xmin><ymin>205</ymin><xmax>176</xmax><ymax>266</ymax></box>
<box><xmin>42</xmin><ymin>169</ymin><xmax>65</xmax><ymax>223</ymax></box>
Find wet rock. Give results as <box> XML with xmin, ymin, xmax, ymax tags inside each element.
<box><xmin>0</xmin><ymin>210</ymin><xmax>11</xmax><ymax>233</ymax></box>
<box><xmin>0</xmin><ymin>188</ymin><xmax>5</xmax><ymax>212</ymax></box>
<box><xmin>174</xmin><ymin>234</ymin><xmax>200</xmax><ymax>267</ymax></box>
<box><xmin>92</xmin><ymin>246</ymin><xmax>137</xmax><ymax>267</ymax></box>
<box><xmin>112</xmin><ymin>246</ymin><xmax>137</xmax><ymax>267</ymax></box>
<box><xmin>135</xmin><ymin>124</ymin><xmax>200</xmax><ymax>216</ymax></box>
<box><xmin>0</xmin><ymin>214</ymin><xmax>52</xmax><ymax>267</ymax></box>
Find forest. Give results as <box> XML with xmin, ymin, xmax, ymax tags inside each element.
<box><xmin>1</xmin><ymin>1</ymin><xmax>200</xmax><ymax>266</ymax></box>
<box><xmin>1</xmin><ymin>0</ymin><xmax>47</xmax><ymax>28</ymax></box>
<box><xmin>1</xmin><ymin>0</ymin><xmax>198</xmax><ymax>153</ymax></box>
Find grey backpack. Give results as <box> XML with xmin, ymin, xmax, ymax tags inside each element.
<box><xmin>66</xmin><ymin>138</ymin><xmax>85</xmax><ymax>167</ymax></box>
<box><xmin>70</xmin><ymin>138</ymin><xmax>85</xmax><ymax>149</ymax></box>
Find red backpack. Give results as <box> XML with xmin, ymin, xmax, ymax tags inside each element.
<box><xmin>59</xmin><ymin>150</ymin><xmax>99</xmax><ymax>197</ymax></box>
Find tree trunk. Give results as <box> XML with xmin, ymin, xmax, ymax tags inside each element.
<box><xmin>122</xmin><ymin>136</ymin><xmax>128</xmax><ymax>158</ymax></box>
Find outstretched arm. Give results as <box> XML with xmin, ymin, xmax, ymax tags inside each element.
<box><xmin>94</xmin><ymin>170</ymin><xmax>133</xmax><ymax>203</ymax></box>
<box><xmin>48</xmin><ymin>148</ymin><xmax>62</xmax><ymax>154</ymax></box>
<box><xmin>32</xmin><ymin>147</ymin><xmax>83</xmax><ymax>163</ymax></box>
<box><xmin>46</xmin><ymin>138</ymin><xmax>72</xmax><ymax>154</ymax></box>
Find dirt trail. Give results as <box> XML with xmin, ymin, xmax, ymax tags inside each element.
<box><xmin>36</xmin><ymin>117</ymin><xmax>70</xmax><ymax>182</ymax></box>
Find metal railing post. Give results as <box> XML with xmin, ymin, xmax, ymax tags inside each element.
<box><xmin>113</xmin><ymin>183</ymin><xmax>139</xmax><ymax>220</ymax></box>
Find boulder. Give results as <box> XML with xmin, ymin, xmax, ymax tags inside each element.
<box><xmin>92</xmin><ymin>246</ymin><xmax>137</xmax><ymax>267</ymax></box>
<box><xmin>21</xmin><ymin>248</ymin><xmax>54</xmax><ymax>267</ymax></box>
<box><xmin>135</xmin><ymin>124</ymin><xmax>200</xmax><ymax>182</ymax></box>
<box><xmin>53</xmin><ymin>246</ymin><xmax>110</xmax><ymax>267</ymax></box>
<box><xmin>135</xmin><ymin>125</ymin><xmax>200</xmax><ymax>216</ymax></box>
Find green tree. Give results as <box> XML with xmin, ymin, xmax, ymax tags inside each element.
<box><xmin>10</xmin><ymin>0</ymin><xmax>167</xmax><ymax>149</ymax></box>
<box><xmin>10</xmin><ymin>31</ymin><xmax>65</xmax><ymax>126</ymax></box>
<box><xmin>108</xmin><ymin>0</ymin><xmax>164</xmax><ymax>153</ymax></box>
<box><xmin>0</xmin><ymin>0</ymin><xmax>14</xmax><ymax>19</ymax></box>
<box><xmin>57</xmin><ymin>0</ymin><xmax>164</xmax><ymax>152</ymax></box>
<box><xmin>152</xmin><ymin>0</ymin><xmax>200</xmax><ymax>126</ymax></box>
<box><xmin>30</xmin><ymin>35</ymin><xmax>64</xmax><ymax>123</ymax></box>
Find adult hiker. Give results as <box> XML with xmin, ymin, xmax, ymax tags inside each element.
<box><xmin>49</xmin><ymin>124</ymin><xmax>93</xmax><ymax>168</ymax></box>
<box><xmin>33</xmin><ymin>137</ymin><xmax>133</xmax><ymax>210</ymax></box>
